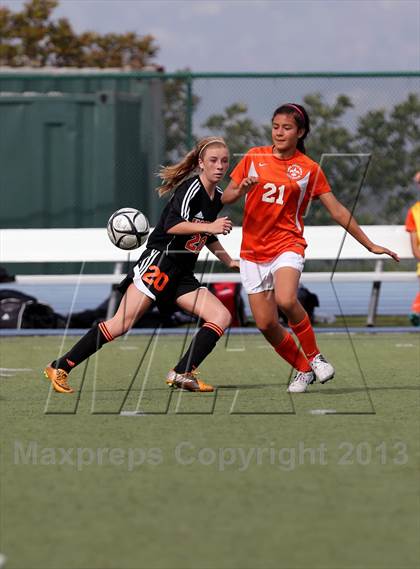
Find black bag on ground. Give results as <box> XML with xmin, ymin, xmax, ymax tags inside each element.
<box><xmin>0</xmin><ymin>266</ymin><xmax>15</xmax><ymax>283</ymax></box>
<box><xmin>66</xmin><ymin>298</ymin><xmax>109</xmax><ymax>328</ymax></box>
<box><xmin>0</xmin><ymin>289</ymin><xmax>65</xmax><ymax>329</ymax></box>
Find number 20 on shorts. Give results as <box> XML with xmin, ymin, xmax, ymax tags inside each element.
<box><xmin>142</xmin><ymin>265</ymin><xmax>169</xmax><ymax>292</ymax></box>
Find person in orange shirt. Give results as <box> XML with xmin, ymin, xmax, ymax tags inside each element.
<box><xmin>223</xmin><ymin>103</ymin><xmax>399</xmax><ymax>393</ymax></box>
<box><xmin>405</xmin><ymin>171</ymin><xmax>420</xmax><ymax>326</ymax></box>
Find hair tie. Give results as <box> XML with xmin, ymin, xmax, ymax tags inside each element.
<box><xmin>285</xmin><ymin>104</ymin><xmax>305</xmax><ymax>121</ymax></box>
<box><xmin>198</xmin><ymin>138</ymin><xmax>226</xmax><ymax>158</ymax></box>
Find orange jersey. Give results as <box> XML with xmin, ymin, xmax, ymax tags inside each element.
<box><xmin>405</xmin><ymin>201</ymin><xmax>420</xmax><ymax>275</ymax></box>
<box><xmin>230</xmin><ymin>147</ymin><xmax>331</xmax><ymax>262</ymax></box>
<box><xmin>405</xmin><ymin>202</ymin><xmax>420</xmax><ymax>234</ymax></box>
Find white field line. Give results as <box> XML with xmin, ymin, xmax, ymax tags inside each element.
<box><xmin>0</xmin><ymin>368</ymin><xmax>33</xmax><ymax>371</ymax></box>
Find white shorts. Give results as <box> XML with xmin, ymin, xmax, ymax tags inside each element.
<box><xmin>240</xmin><ymin>251</ymin><xmax>305</xmax><ymax>294</ymax></box>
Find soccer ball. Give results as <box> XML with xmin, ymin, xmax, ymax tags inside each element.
<box><xmin>107</xmin><ymin>207</ymin><xmax>150</xmax><ymax>250</ymax></box>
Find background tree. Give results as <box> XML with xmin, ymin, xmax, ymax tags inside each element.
<box><xmin>202</xmin><ymin>103</ymin><xmax>268</xmax><ymax>223</ymax></box>
<box><xmin>302</xmin><ymin>93</ymin><xmax>369</xmax><ymax>225</ymax></box>
<box><xmin>357</xmin><ymin>93</ymin><xmax>420</xmax><ymax>223</ymax></box>
<box><xmin>203</xmin><ymin>102</ymin><xmax>269</xmax><ymax>158</ymax></box>
<box><xmin>202</xmin><ymin>93</ymin><xmax>420</xmax><ymax>225</ymax></box>
<box><xmin>0</xmin><ymin>0</ymin><xmax>158</xmax><ymax>68</ymax></box>
<box><xmin>0</xmin><ymin>0</ymin><xmax>190</xmax><ymax>165</ymax></box>
<box><xmin>2</xmin><ymin>1</ymin><xmax>418</xmax><ymax>223</ymax></box>
<box><xmin>202</xmin><ymin>96</ymin><xmax>359</xmax><ymax>224</ymax></box>
<box><xmin>163</xmin><ymin>73</ymin><xmax>200</xmax><ymax>163</ymax></box>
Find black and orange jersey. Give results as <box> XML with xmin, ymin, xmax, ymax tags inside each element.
<box><xmin>230</xmin><ymin>147</ymin><xmax>331</xmax><ymax>262</ymax></box>
<box><xmin>146</xmin><ymin>175</ymin><xmax>223</xmax><ymax>270</ymax></box>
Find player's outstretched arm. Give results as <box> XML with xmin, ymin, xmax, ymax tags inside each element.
<box><xmin>222</xmin><ymin>177</ymin><xmax>259</xmax><ymax>204</ymax></box>
<box><xmin>319</xmin><ymin>192</ymin><xmax>400</xmax><ymax>262</ymax></box>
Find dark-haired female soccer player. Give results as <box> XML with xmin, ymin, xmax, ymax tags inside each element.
<box><xmin>222</xmin><ymin>103</ymin><xmax>399</xmax><ymax>393</ymax></box>
<box><xmin>45</xmin><ymin>137</ymin><xmax>238</xmax><ymax>394</ymax></box>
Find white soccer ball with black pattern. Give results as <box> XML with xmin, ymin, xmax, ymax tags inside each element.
<box><xmin>107</xmin><ymin>207</ymin><xmax>150</xmax><ymax>250</ymax></box>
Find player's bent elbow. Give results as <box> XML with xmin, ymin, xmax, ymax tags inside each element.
<box><xmin>331</xmin><ymin>205</ymin><xmax>353</xmax><ymax>226</ymax></box>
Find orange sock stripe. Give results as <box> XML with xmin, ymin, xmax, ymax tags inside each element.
<box><xmin>102</xmin><ymin>322</ymin><xmax>114</xmax><ymax>341</ymax></box>
<box><xmin>212</xmin><ymin>322</ymin><xmax>225</xmax><ymax>336</ymax></box>
<box><xmin>98</xmin><ymin>323</ymin><xmax>110</xmax><ymax>341</ymax></box>
<box><xmin>203</xmin><ymin>322</ymin><xmax>224</xmax><ymax>337</ymax></box>
<box><xmin>99</xmin><ymin>322</ymin><xmax>113</xmax><ymax>342</ymax></box>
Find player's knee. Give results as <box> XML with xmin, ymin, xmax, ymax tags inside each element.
<box><xmin>256</xmin><ymin>318</ymin><xmax>278</xmax><ymax>336</ymax></box>
<box><xmin>211</xmin><ymin>306</ymin><xmax>232</xmax><ymax>330</ymax></box>
<box><xmin>276</xmin><ymin>295</ymin><xmax>298</xmax><ymax>315</ymax></box>
<box><xmin>105</xmin><ymin>316</ymin><xmax>132</xmax><ymax>338</ymax></box>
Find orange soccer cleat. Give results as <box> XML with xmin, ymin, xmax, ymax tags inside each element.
<box><xmin>166</xmin><ymin>369</ymin><xmax>214</xmax><ymax>392</ymax></box>
<box><xmin>44</xmin><ymin>365</ymin><xmax>74</xmax><ymax>394</ymax></box>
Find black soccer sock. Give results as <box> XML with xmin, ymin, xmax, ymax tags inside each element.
<box><xmin>174</xmin><ymin>322</ymin><xmax>224</xmax><ymax>374</ymax></box>
<box><xmin>52</xmin><ymin>322</ymin><xmax>113</xmax><ymax>373</ymax></box>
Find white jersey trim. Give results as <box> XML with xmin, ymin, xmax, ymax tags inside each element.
<box><xmin>134</xmin><ymin>249</ymin><xmax>160</xmax><ymax>279</ymax></box>
<box><xmin>132</xmin><ymin>249</ymin><xmax>161</xmax><ymax>301</ymax></box>
<box><xmin>295</xmin><ymin>171</ymin><xmax>310</xmax><ymax>232</ymax></box>
<box><xmin>181</xmin><ymin>179</ymin><xmax>201</xmax><ymax>220</ymax></box>
<box><xmin>247</xmin><ymin>160</ymin><xmax>258</xmax><ymax>178</ymax></box>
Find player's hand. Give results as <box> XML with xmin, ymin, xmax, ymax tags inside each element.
<box><xmin>210</xmin><ymin>216</ymin><xmax>233</xmax><ymax>235</ymax></box>
<box><xmin>227</xmin><ymin>259</ymin><xmax>240</xmax><ymax>271</ymax></box>
<box><xmin>239</xmin><ymin>176</ymin><xmax>259</xmax><ymax>194</ymax></box>
<box><xmin>370</xmin><ymin>244</ymin><xmax>400</xmax><ymax>262</ymax></box>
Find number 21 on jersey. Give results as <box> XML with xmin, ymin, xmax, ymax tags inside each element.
<box><xmin>262</xmin><ymin>183</ymin><xmax>285</xmax><ymax>205</ymax></box>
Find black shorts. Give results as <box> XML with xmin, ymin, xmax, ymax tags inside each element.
<box><xmin>116</xmin><ymin>248</ymin><xmax>203</xmax><ymax>307</ymax></box>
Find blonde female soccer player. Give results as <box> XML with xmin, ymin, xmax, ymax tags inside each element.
<box><xmin>45</xmin><ymin>137</ymin><xmax>238</xmax><ymax>394</ymax></box>
<box><xmin>222</xmin><ymin>103</ymin><xmax>399</xmax><ymax>393</ymax></box>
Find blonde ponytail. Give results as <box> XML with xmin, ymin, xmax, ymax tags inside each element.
<box><xmin>156</xmin><ymin>137</ymin><xmax>227</xmax><ymax>197</ymax></box>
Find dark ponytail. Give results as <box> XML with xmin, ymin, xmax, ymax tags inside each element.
<box><xmin>271</xmin><ymin>103</ymin><xmax>310</xmax><ymax>154</ymax></box>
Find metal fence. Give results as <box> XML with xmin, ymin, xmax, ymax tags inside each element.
<box><xmin>162</xmin><ymin>71</ymin><xmax>420</xmax><ymax>149</ymax></box>
<box><xmin>0</xmin><ymin>70</ymin><xmax>419</xmax><ymax>227</ymax></box>
<box><xmin>161</xmin><ymin>71</ymin><xmax>420</xmax><ymax>226</ymax></box>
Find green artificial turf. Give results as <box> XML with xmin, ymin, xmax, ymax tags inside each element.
<box><xmin>1</xmin><ymin>332</ymin><xmax>419</xmax><ymax>569</ymax></box>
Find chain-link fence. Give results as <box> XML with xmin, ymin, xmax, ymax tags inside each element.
<box><xmin>161</xmin><ymin>71</ymin><xmax>420</xmax><ymax>225</ymax></box>
<box><xmin>0</xmin><ymin>70</ymin><xmax>419</xmax><ymax>227</ymax></box>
